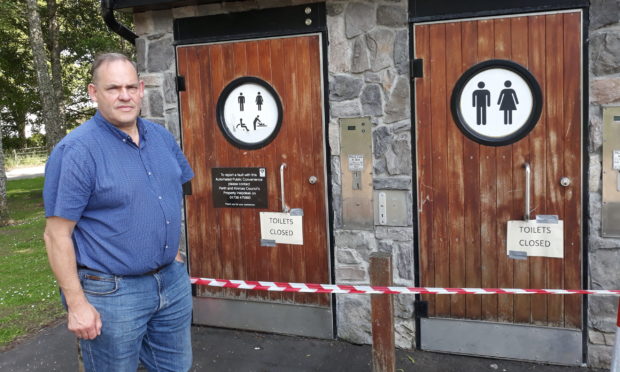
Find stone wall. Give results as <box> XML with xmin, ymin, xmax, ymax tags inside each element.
<box><xmin>587</xmin><ymin>0</ymin><xmax>620</xmax><ymax>368</ymax></box>
<box><xmin>326</xmin><ymin>0</ymin><xmax>415</xmax><ymax>349</ymax></box>
<box><xmin>131</xmin><ymin>0</ymin><xmax>620</xmax><ymax>367</ymax></box>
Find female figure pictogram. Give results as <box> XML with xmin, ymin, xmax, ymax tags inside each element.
<box><xmin>497</xmin><ymin>80</ymin><xmax>519</xmax><ymax>125</ymax></box>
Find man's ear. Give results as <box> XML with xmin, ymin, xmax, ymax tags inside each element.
<box><xmin>138</xmin><ymin>80</ymin><xmax>145</xmax><ymax>98</ymax></box>
<box><xmin>87</xmin><ymin>83</ymin><xmax>98</xmax><ymax>103</ymax></box>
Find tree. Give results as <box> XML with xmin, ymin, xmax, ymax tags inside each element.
<box><xmin>0</xmin><ymin>124</ymin><xmax>7</xmax><ymax>225</ymax></box>
<box><xmin>25</xmin><ymin>0</ymin><xmax>64</xmax><ymax>153</ymax></box>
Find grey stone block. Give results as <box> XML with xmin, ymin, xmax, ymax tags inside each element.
<box><xmin>373</xmin><ymin>125</ymin><xmax>391</xmax><ymax>158</ymax></box>
<box><xmin>590</xmin><ymin>249</ymin><xmax>620</xmax><ymax>289</ymax></box>
<box><xmin>375</xmin><ymin>226</ymin><xmax>414</xmax><ymax>241</ymax></box>
<box><xmin>384</xmin><ymin>76</ymin><xmax>410</xmax><ymax>123</ymax></box>
<box><xmin>165</xmin><ymin>108</ymin><xmax>180</xmax><ymax>140</ymax></box>
<box><xmin>395</xmin><ymin>242</ymin><xmax>413</xmax><ymax>281</ymax></box>
<box><xmin>366</xmin><ymin>29</ymin><xmax>395</xmax><ymax>72</ymax></box>
<box><xmin>373</xmin><ymin>176</ymin><xmax>411</xmax><ymax>190</ymax></box>
<box><xmin>588</xmin><ymin>296</ymin><xmax>618</xmax><ymax>333</ymax></box>
<box><xmin>588</xmin><ymin>344</ymin><xmax>612</xmax><ymax>369</ymax></box>
<box><xmin>336</xmin><ymin>295</ymin><xmax>372</xmax><ymax>344</ymax></box>
<box><xmin>345</xmin><ymin>2</ymin><xmax>376</xmax><ymax>38</ymax></box>
<box><xmin>377</xmin><ymin>5</ymin><xmax>407</xmax><ymax>27</ymax></box>
<box><xmin>351</xmin><ymin>36</ymin><xmax>371</xmax><ymax>73</ymax></box>
<box><xmin>394</xmin><ymin>29</ymin><xmax>409</xmax><ymax>75</ymax></box>
<box><xmin>590</xmin><ymin>0</ymin><xmax>620</xmax><ymax>30</ymax></box>
<box><xmin>136</xmin><ymin>38</ymin><xmax>146</xmax><ymax>73</ymax></box>
<box><xmin>330</xmin><ymin>100</ymin><xmax>362</xmax><ymax>118</ymax></box>
<box><xmin>590</xmin><ymin>32</ymin><xmax>620</xmax><ymax>76</ymax></box>
<box><xmin>147</xmin><ymin>36</ymin><xmax>174</xmax><ymax>73</ymax></box>
<box><xmin>335</xmin><ymin>230</ymin><xmax>377</xmax><ymax>261</ymax></box>
<box><xmin>147</xmin><ymin>89</ymin><xmax>164</xmax><ymax>117</ymax></box>
<box><xmin>163</xmin><ymin>72</ymin><xmax>178</xmax><ymax>105</ymax></box>
<box><xmin>327</xmin><ymin>3</ymin><xmax>345</xmax><ymax>16</ymax></box>
<box><xmin>385</xmin><ymin>133</ymin><xmax>412</xmax><ymax>176</ymax></box>
<box><xmin>336</xmin><ymin>249</ymin><xmax>361</xmax><ymax>264</ymax></box>
<box><xmin>151</xmin><ymin>9</ymin><xmax>173</xmax><ymax>33</ymax></box>
<box><xmin>361</xmin><ymin>84</ymin><xmax>383</xmax><ymax>116</ymax></box>
<box><xmin>329</xmin><ymin>75</ymin><xmax>364</xmax><ymax>101</ymax></box>
<box><xmin>336</xmin><ymin>266</ymin><xmax>367</xmax><ymax>281</ymax></box>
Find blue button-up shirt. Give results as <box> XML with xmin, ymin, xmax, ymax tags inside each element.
<box><xmin>44</xmin><ymin>111</ymin><xmax>194</xmax><ymax>275</ymax></box>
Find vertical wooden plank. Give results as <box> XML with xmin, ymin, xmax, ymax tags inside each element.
<box><xmin>304</xmin><ymin>35</ymin><xmax>330</xmax><ymax>306</ymax></box>
<box><xmin>429</xmin><ymin>23</ymin><xmax>450</xmax><ymax>317</ymax></box>
<box><xmin>445</xmin><ymin>22</ymin><xmax>466</xmax><ymax>319</ymax></box>
<box><xmin>562</xmin><ymin>11</ymin><xmax>583</xmax><ymax>329</ymax></box>
<box><xmin>414</xmin><ymin>24</ymin><xmax>435</xmax><ymax>316</ymax></box>
<box><xmin>230</xmin><ymin>41</ymin><xmax>248</xmax><ymax>300</ymax></box>
<box><xmin>461</xmin><ymin>21</ymin><xmax>482</xmax><ymax>320</ymax></box>
<box><xmin>493</xmin><ymin>17</ymin><xmax>515</xmax><ymax>323</ymax></box>
<box><xmin>256</xmin><ymin>39</ymin><xmax>282</xmax><ymax>304</ymax></box>
<box><xmin>271</xmin><ymin>37</ymin><xmax>296</xmax><ymax>303</ymax></box>
<box><xmin>510</xmin><ymin>16</ymin><xmax>532</xmax><ymax>324</ymax></box>
<box><xmin>545</xmin><ymin>13</ymin><xmax>565</xmax><ymax>327</ymax></box>
<box><xmin>528</xmin><ymin>15</ymin><xmax>549</xmax><ymax>326</ymax></box>
<box><xmin>477</xmin><ymin>18</ymin><xmax>498</xmax><ymax>321</ymax></box>
<box><xmin>291</xmin><ymin>35</ymin><xmax>311</xmax><ymax>305</ymax></box>
<box><xmin>243</xmin><ymin>40</ymin><xmax>264</xmax><ymax>303</ymax></box>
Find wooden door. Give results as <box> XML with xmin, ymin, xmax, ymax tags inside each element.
<box><xmin>414</xmin><ymin>11</ymin><xmax>583</xmax><ymax>364</ymax></box>
<box><xmin>177</xmin><ymin>34</ymin><xmax>332</xmax><ymax>338</ymax></box>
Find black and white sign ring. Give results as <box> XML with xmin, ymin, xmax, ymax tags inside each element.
<box><xmin>450</xmin><ymin>60</ymin><xmax>542</xmax><ymax>146</ymax></box>
<box><xmin>216</xmin><ymin>76</ymin><xmax>283</xmax><ymax>150</ymax></box>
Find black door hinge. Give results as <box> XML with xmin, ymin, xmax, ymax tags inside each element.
<box><xmin>414</xmin><ymin>300</ymin><xmax>429</xmax><ymax>318</ymax></box>
<box><xmin>411</xmin><ymin>59</ymin><xmax>423</xmax><ymax>79</ymax></box>
<box><xmin>183</xmin><ymin>181</ymin><xmax>192</xmax><ymax>196</ymax></box>
<box><xmin>176</xmin><ymin>75</ymin><xmax>186</xmax><ymax>92</ymax></box>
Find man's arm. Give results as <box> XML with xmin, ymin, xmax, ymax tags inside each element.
<box><xmin>43</xmin><ymin>216</ymin><xmax>101</xmax><ymax>339</ymax></box>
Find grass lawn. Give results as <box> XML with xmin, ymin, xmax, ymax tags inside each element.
<box><xmin>0</xmin><ymin>177</ymin><xmax>65</xmax><ymax>349</ymax></box>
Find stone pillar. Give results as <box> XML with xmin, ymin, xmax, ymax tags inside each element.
<box><xmin>327</xmin><ymin>0</ymin><xmax>414</xmax><ymax>349</ymax></box>
<box><xmin>588</xmin><ymin>0</ymin><xmax>620</xmax><ymax>368</ymax></box>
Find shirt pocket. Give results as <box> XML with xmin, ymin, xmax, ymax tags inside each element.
<box><xmin>80</xmin><ymin>273</ymin><xmax>119</xmax><ymax>295</ymax></box>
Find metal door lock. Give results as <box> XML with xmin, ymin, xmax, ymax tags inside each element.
<box><xmin>560</xmin><ymin>177</ymin><xmax>571</xmax><ymax>187</ymax></box>
<box><xmin>308</xmin><ymin>176</ymin><xmax>318</xmax><ymax>184</ymax></box>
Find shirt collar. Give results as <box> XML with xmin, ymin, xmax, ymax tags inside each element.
<box><xmin>93</xmin><ymin>111</ymin><xmax>148</xmax><ymax>146</ymax></box>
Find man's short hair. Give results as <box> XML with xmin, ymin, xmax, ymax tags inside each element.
<box><xmin>91</xmin><ymin>53</ymin><xmax>138</xmax><ymax>83</ymax></box>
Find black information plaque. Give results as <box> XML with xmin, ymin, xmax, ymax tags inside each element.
<box><xmin>212</xmin><ymin>167</ymin><xmax>268</xmax><ymax>208</ymax></box>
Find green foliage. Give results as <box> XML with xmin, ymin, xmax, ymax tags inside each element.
<box><xmin>0</xmin><ymin>0</ymin><xmax>135</xmax><ymax>146</ymax></box>
<box><xmin>0</xmin><ymin>177</ymin><xmax>64</xmax><ymax>348</ymax></box>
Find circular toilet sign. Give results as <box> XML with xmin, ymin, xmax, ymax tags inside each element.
<box><xmin>217</xmin><ymin>76</ymin><xmax>283</xmax><ymax>149</ymax></box>
<box><xmin>451</xmin><ymin>60</ymin><xmax>542</xmax><ymax>146</ymax></box>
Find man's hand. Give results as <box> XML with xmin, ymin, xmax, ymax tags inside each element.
<box><xmin>67</xmin><ymin>300</ymin><xmax>102</xmax><ymax>340</ymax></box>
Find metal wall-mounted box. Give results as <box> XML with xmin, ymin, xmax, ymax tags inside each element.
<box><xmin>374</xmin><ymin>190</ymin><xmax>409</xmax><ymax>226</ymax></box>
<box><xmin>602</xmin><ymin>106</ymin><xmax>620</xmax><ymax>237</ymax></box>
<box><xmin>340</xmin><ymin>117</ymin><xmax>373</xmax><ymax>230</ymax></box>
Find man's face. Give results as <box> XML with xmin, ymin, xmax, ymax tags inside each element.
<box><xmin>88</xmin><ymin>60</ymin><xmax>144</xmax><ymax>128</ymax></box>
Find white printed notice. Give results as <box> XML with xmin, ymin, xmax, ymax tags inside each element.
<box><xmin>260</xmin><ymin>212</ymin><xmax>303</xmax><ymax>245</ymax></box>
<box><xmin>506</xmin><ymin>220</ymin><xmax>564</xmax><ymax>258</ymax></box>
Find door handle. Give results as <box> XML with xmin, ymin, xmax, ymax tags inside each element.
<box><xmin>280</xmin><ymin>163</ymin><xmax>290</xmax><ymax>213</ymax></box>
<box><xmin>524</xmin><ymin>162</ymin><xmax>531</xmax><ymax>221</ymax></box>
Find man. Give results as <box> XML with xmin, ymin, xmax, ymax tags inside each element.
<box><xmin>43</xmin><ymin>53</ymin><xmax>194</xmax><ymax>371</ymax></box>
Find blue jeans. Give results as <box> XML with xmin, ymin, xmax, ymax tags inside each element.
<box><xmin>77</xmin><ymin>260</ymin><xmax>192</xmax><ymax>372</ymax></box>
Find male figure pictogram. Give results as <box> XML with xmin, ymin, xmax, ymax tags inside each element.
<box><xmin>238</xmin><ymin>92</ymin><xmax>245</xmax><ymax>111</ymax></box>
<box><xmin>472</xmin><ymin>81</ymin><xmax>491</xmax><ymax>125</ymax></box>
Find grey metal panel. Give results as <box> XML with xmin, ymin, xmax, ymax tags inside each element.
<box><xmin>193</xmin><ymin>297</ymin><xmax>334</xmax><ymax>339</ymax></box>
<box><xmin>420</xmin><ymin>318</ymin><xmax>582</xmax><ymax>365</ymax></box>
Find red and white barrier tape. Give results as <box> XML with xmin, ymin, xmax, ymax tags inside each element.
<box><xmin>190</xmin><ymin>278</ymin><xmax>620</xmax><ymax>295</ymax></box>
